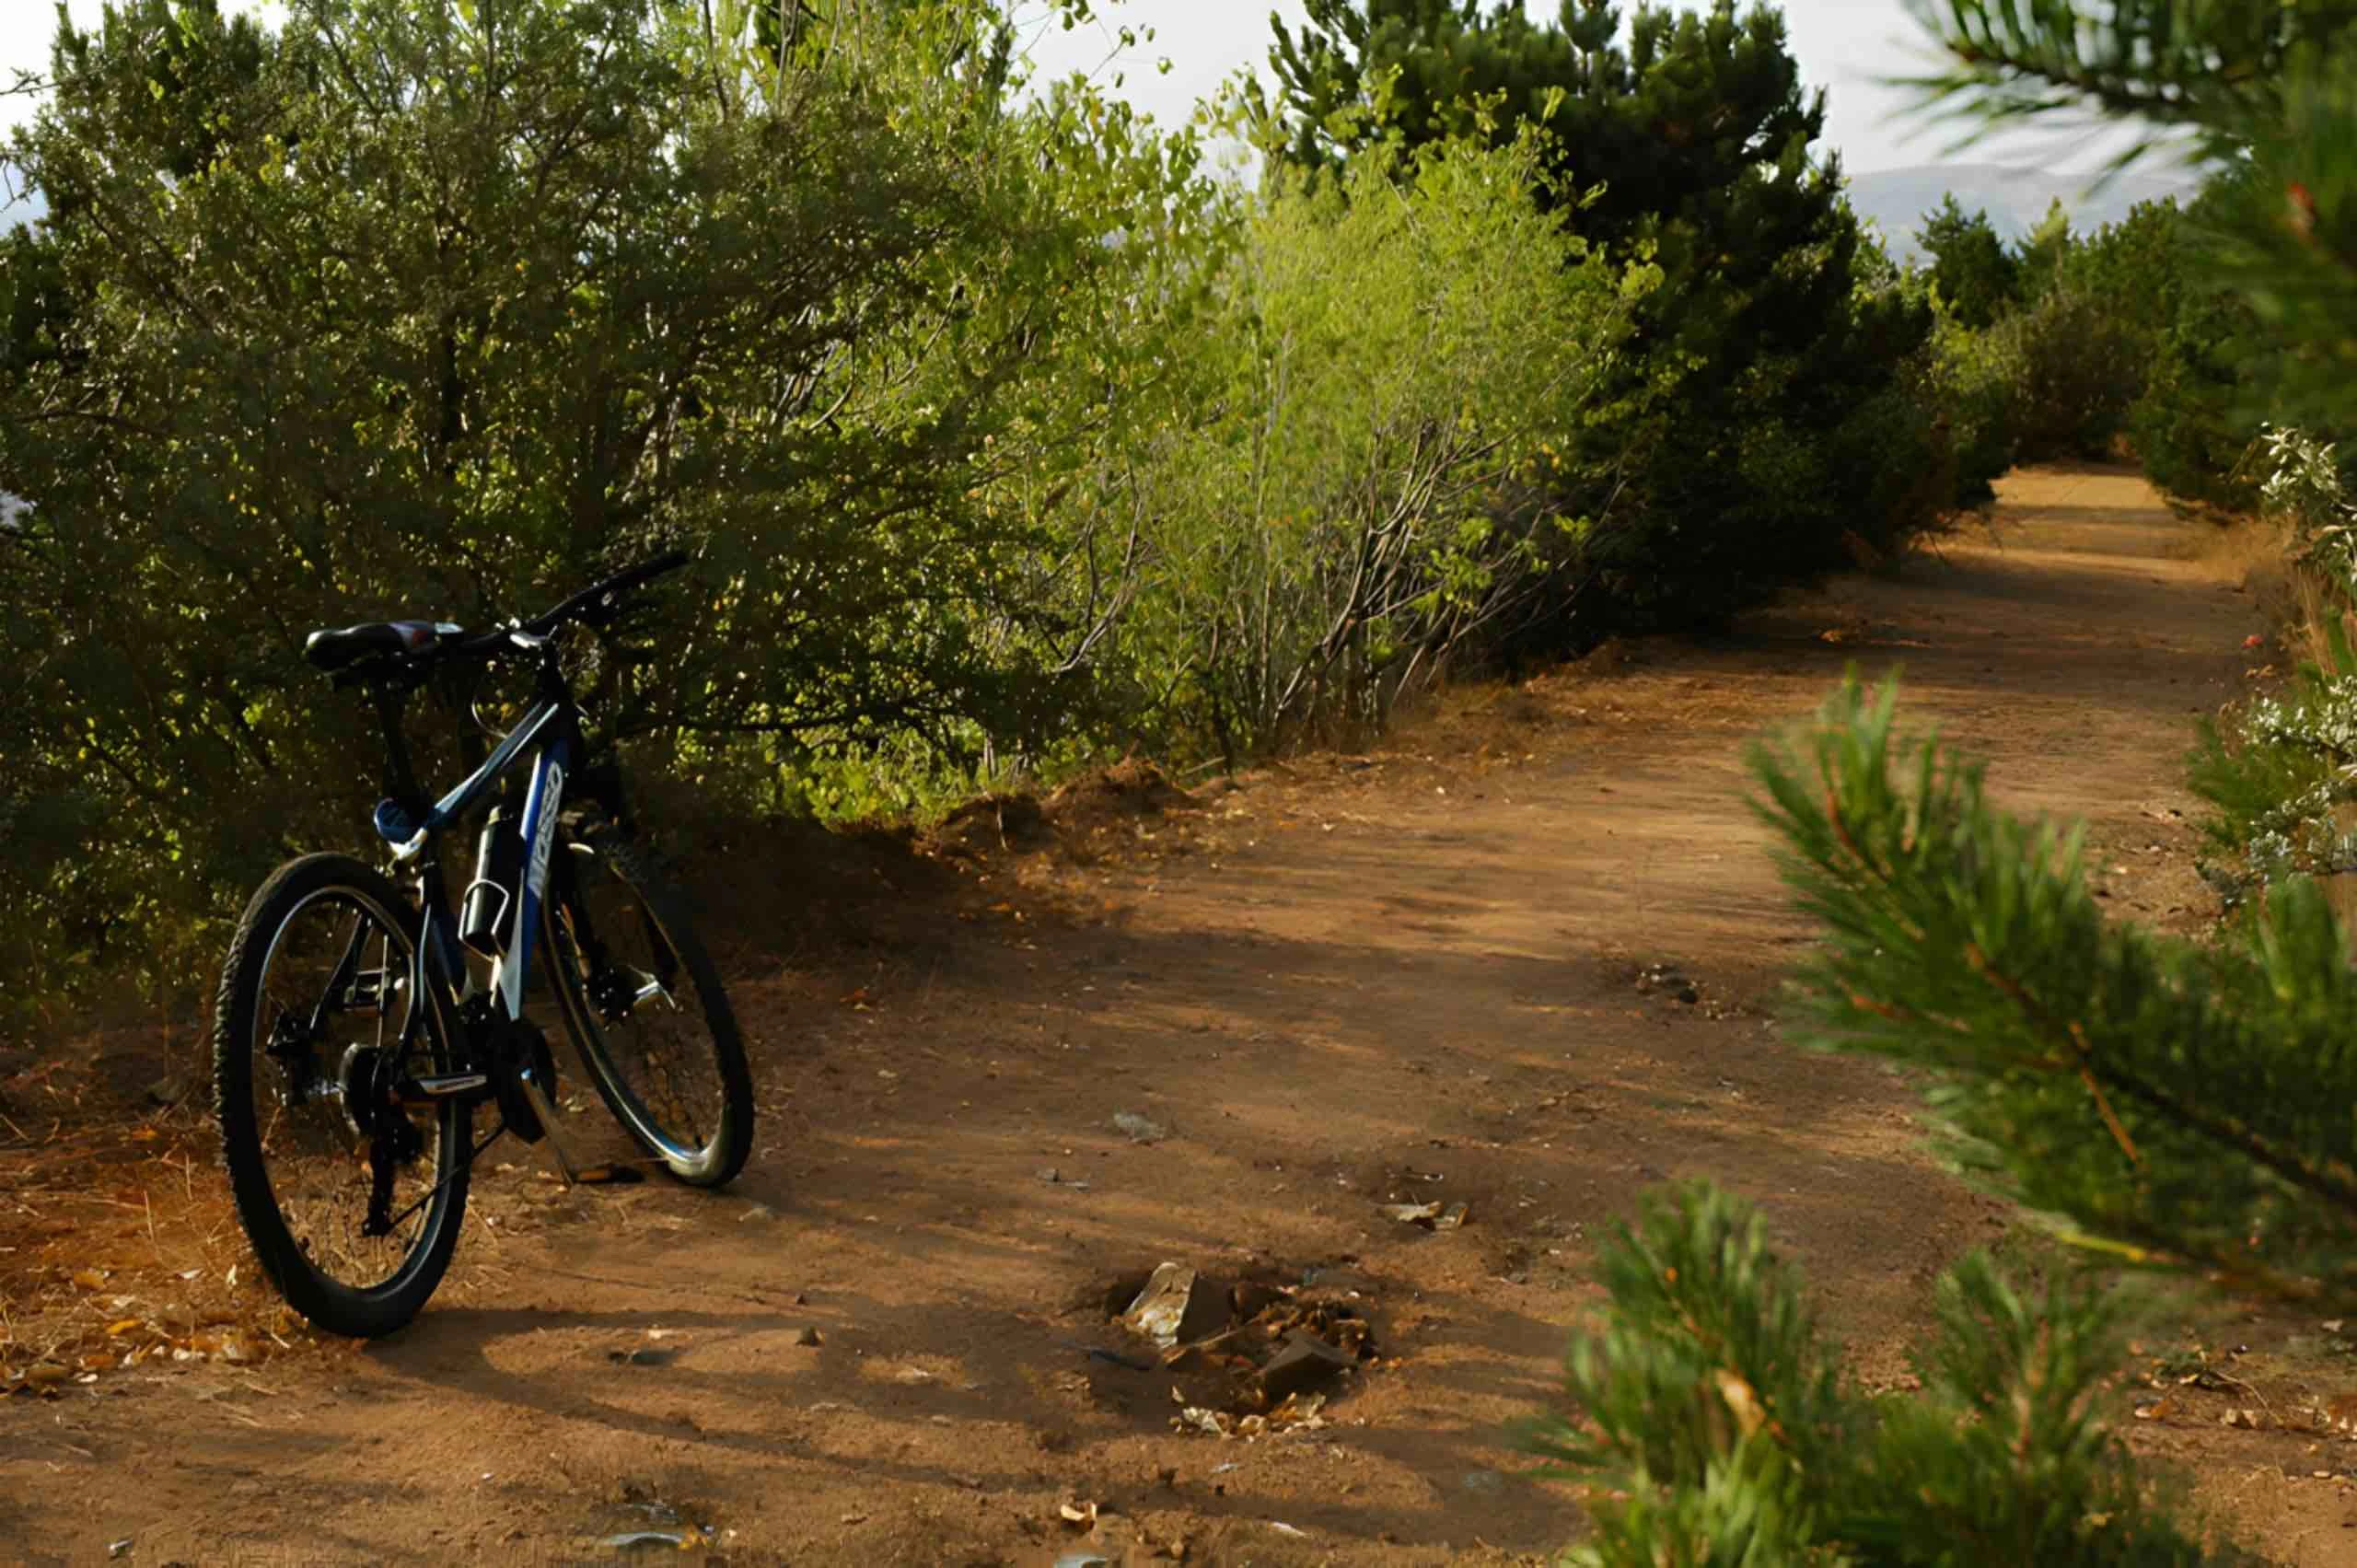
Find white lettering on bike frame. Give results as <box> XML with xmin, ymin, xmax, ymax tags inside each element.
<box><xmin>495</xmin><ymin>754</ymin><xmax>564</xmax><ymax>1017</ymax></box>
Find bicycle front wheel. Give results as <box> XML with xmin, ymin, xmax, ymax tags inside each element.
<box><xmin>214</xmin><ymin>854</ymin><xmax>470</xmax><ymax>1338</ymax></box>
<box><xmin>543</xmin><ymin>828</ymin><xmax>753</xmax><ymax>1187</ymax></box>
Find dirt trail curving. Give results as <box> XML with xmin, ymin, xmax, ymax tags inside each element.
<box><xmin>6</xmin><ymin>466</ymin><xmax>2329</xmax><ymax>1563</ymax></box>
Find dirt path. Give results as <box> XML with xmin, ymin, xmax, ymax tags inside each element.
<box><xmin>6</xmin><ymin>466</ymin><xmax>2324</xmax><ymax>1564</ymax></box>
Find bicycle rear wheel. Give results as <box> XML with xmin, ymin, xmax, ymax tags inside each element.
<box><xmin>543</xmin><ymin>828</ymin><xmax>753</xmax><ymax>1186</ymax></box>
<box><xmin>214</xmin><ymin>854</ymin><xmax>470</xmax><ymax>1338</ymax></box>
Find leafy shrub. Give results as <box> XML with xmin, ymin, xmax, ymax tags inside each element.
<box><xmin>1926</xmin><ymin>307</ymin><xmax>2024</xmax><ymax>505</ymax></box>
<box><xmin>0</xmin><ymin>0</ymin><xmax>1224</xmax><ymax>1019</ymax></box>
<box><xmin>2129</xmin><ymin>286</ymin><xmax>2264</xmax><ymax>513</ymax></box>
<box><xmin>1915</xmin><ymin>196</ymin><xmax>2185</xmax><ymax>484</ymax></box>
<box><xmin>1997</xmin><ymin>285</ymin><xmax>2151</xmax><ymax>461</ymax></box>
<box><xmin>1105</xmin><ymin>131</ymin><xmax>1642</xmax><ymax>759</ymax></box>
<box><xmin>2189</xmin><ymin>427</ymin><xmax>2357</xmax><ymax>894</ymax></box>
<box><xmin>1265</xmin><ymin>0</ymin><xmax>1946</xmax><ymax>636</ymax></box>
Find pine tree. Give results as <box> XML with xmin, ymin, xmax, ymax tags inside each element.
<box><xmin>1916</xmin><ymin>193</ymin><xmax>2020</xmax><ymax>328</ymax></box>
<box><xmin>2016</xmin><ymin>196</ymin><xmax>2075</xmax><ymax>299</ymax></box>
<box><xmin>1264</xmin><ymin>2</ymin><xmax>1936</xmax><ymax>629</ymax></box>
<box><xmin>1527</xmin><ymin>1179</ymin><xmax>2243</xmax><ymax>1566</ymax></box>
<box><xmin>1527</xmin><ymin>4</ymin><xmax>2357</xmax><ymax>1559</ymax></box>
<box><xmin>1907</xmin><ymin>0</ymin><xmax>2357</xmax><ymax>438</ymax></box>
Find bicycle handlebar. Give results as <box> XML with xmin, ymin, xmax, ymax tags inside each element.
<box><xmin>447</xmin><ymin>551</ymin><xmax>690</xmax><ymax>658</ymax></box>
<box><xmin>525</xmin><ymin>549</ymin><xmax>690</xmax><ymax>637</ymax></box>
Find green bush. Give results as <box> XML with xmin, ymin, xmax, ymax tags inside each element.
<box><xmin>1916</xmin><ymin>194</ymin><xmax>2021</xmax><ymax>330</ymax></box>
<box><xmin>0</xmin><ymin>0</ymin><xmax>1225</xmax><ymax>1018</ymax></box>
<box><xmin>1926</xmin><ymin>307</ymin><xmax>2025</xmax><ymax>505</ymax></box>
<box><xmin>1265</xmin><ymin>0</ymin><xmax>1945</xmax><ymax>636</ymax></box>
<box><xmin>1105</xmin><ymin>131</ymin><xmax>1642</xmax><ymax>759</ymax></box>
<box><xmin>1997</xmin><ymin>285</ymin><xmax>2151</xmax><ymax>461</ymax></box>
<box><xmin>2188</xmin><ymin>426</ymin><xmax>2357</xmax><ymax>895</ymax></box>
<box><xmin>1912</xmin><ymin>195</ymin><xmax>2187</xmax><ymax>488</ymax></box>
<box><xmin>2129</xmin><ymin>285</ymin><xmax>2265</xmax><ymax>513</ymax></box>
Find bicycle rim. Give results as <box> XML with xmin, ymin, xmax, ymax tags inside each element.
<box><xmin>236</xmin><ymin>883</ymin><xmax>460</xmax><ymax>1296</ymax></box>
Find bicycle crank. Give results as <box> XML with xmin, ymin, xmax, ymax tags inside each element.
<box><xmin>484</xmin><ymin>1016</ymin><xmax>637</xmax><ymax>1188</ymax></box>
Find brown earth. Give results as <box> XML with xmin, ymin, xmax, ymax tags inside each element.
<box><xmin>7</xmin><ymin>465</ymin><xmax>2357</xmax><ymax>1565</ymax></box>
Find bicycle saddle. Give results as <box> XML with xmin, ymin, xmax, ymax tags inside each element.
<box><xmin>303</xmin><ymin>620</ymin><xmax>463</xmax><ymax>671</ymax></box>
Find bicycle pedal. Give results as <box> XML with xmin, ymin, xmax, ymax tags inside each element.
<box><xmin>571</xmin><ymin>1163</ymin><xmax>646</xmax><ymax>1186</ymax></box>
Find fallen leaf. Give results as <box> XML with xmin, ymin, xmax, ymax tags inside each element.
<box><xmin>1173</xmin><ymin>1406</ymin><xmax>1228</xmax><ymax>1437</ymax></box>
<box><xmin>71</xmin><ymin>1270</ymin><xmax>106</xmax><ymax>1291</ymax></box>
<box><xmin>105</xmin><ymin>1319</ymin><xmax>142</xmax><ymax>1338</ymax></box>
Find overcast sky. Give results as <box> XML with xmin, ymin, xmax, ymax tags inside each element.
<box><xmin>2</xmin><ymin>0</ymin><xmax>2136</xmax><ymax>176</ymax></box>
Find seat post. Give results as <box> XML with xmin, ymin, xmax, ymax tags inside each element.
<box><xmin>372</xmin><ymin>683</ymin><xmax>426</xmax><ymax>818</ymax></box>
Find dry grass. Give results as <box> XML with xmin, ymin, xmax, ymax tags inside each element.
<box><xmin>2199</xmin><ymin>514</ymin><xmax>2302</xmax><ymax>631</ymax></box>
<box><xmin>0</xmin><ymin>1112</ymin><xmax>331</xmax><ymax>1399</ymax></box>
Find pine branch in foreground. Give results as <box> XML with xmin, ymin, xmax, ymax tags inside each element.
<box><xmin>1525</xmin><ymin>1183</ymin><xmax>2246</xmax><ymax>1567</ymax></box>
<box><xmin>1749</xmin><ymin>674</ymin><xmax>2357</xmax><ymax>1307</ymax></box>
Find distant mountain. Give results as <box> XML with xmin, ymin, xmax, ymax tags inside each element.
<box><xmin>1847</xmin><ymin>164</ymin><xmax>2199</xmax><ymax>264</ymax></box>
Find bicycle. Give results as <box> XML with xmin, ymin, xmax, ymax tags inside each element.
<box><xmin>212</xmin><ymin>552</ymin><xmax>754</xmax><ymax>1338</ymax></box>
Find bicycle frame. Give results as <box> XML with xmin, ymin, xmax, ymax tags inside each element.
<box><xmin>356</xmin><ymin>636</ymin><xmax>610</xmax><ymax>1092</ymax></box>
<box><xmin>390</xmin><ymin>699</ymin><xmax>574</xmax><ymax>1016</ymax></box>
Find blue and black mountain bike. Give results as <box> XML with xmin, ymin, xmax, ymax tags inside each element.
<box><xmin>213</xmin><ymin>553</ymin><xmax>753</xmax><ymax>1337</ymax></box>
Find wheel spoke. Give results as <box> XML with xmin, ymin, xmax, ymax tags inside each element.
<box><xmin>552</xmin><ymin>843</ymin><xmax>729</xmax><ymax>1169</ymax></box>
<box><xmin>240</xmin><ymin>886</ymin><xmax>454</xmax><ymax>1295</ymax></box>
